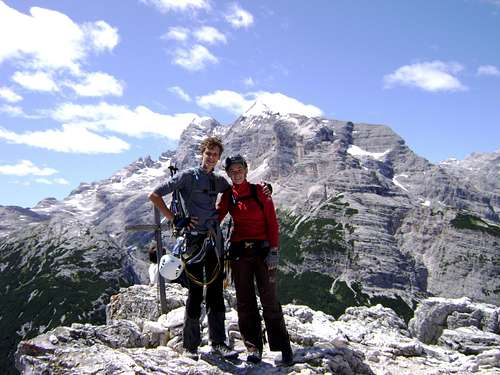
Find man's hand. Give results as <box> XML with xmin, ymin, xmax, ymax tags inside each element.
<box><xmin>173</xmin><ymin>216</ymin><xmax>198</xmax><ymax>230</ymax></box>
<box><xmin>261</xmin><ymin>181</ymin><xmax>273</xmax><ymax>197</ymax></box>
<box><xmin>265</xmin><ymin>247</ymin><xmax>279</xmax><ymax>270</ymax></box>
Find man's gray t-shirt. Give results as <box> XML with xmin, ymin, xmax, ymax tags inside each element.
<box><xmin>153</xmin><ymin>167</ymin><xmax>230</xmax><ymax>232</ymax></box>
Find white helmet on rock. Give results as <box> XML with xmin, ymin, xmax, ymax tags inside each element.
<box><xmin>159</xmin><ymin>254</ymin><xmax>183</xmax><ymax>281</ymax></box>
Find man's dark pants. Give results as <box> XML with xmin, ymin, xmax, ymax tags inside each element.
<box><xmin>183</xmin><ymin>235</ymin><xmax>226</xmax><ymax>350</ymax></box>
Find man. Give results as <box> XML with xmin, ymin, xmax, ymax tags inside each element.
<box><xmin>149</xmin><ymin>136</ymin><xmax>235</xmax><ymax>360</ymax></box>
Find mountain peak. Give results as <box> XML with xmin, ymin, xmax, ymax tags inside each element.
<box><xmin>190</xmin><ymin>116</ymin><xmax>217</xmax><ymax>128</ymax></box>
<box><xmin>243</xmin><ymin>99</ymin><xmax>276</xmax><ymax>117</ymax></box>
<box><xmin>242</xmin><ymin>94</ymin><xmax>323</xmax><ymax>118</ymax></box>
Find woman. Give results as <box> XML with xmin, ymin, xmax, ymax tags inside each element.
<box><xmin>217</xmin><ymin>154</ymin><xmax>294</xmax><ymax>366</ymax></box>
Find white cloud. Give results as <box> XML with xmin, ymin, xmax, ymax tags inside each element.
<box><xmin>477</xmin><ymin>65</ymin><xmax>500</xmax><ymax>77</ymax></box>
<box><xmin>66</xmin><ymin>71</ymin><xmax>124</xmax><ymax>97</ymax></box>
<box><xmin>141</xmin><ymin>0</ymin><xmax>210</xmax><ymax>13</ymax></box>
<box><xmin>225</xmin><ymin>4</ymin><xmax>254</xmax><ymax>29</ymax></box>
<box><xmin>83</xmin><ymin>20</ymin><xmax>119</xmax><ymax>51</ymax></box>
<box><xmin>242</xmin><ymin>77</ymin><xmax>255</xmax><ymax>87</ymax></box>
<box><xmin>0</xmin><ymin>104</ymin><xmax>25</xmax><ymax>117</ymax></box>
<box><xmin>0</xmin><ymin>2</ymin><xmax>118</xmax><ymax>73</ymax></box>
<box><xmin>194</xmin><ymin>26</ymin><xmax>227</xmax><ymax>45</ymax></box>
<box><xmin>168</xmin><ymin>86</ymin><xmax>192</xmax><ymax>101</ymax></box>
<box><xmin>0</xmin><ymin>159</ymin><xmax>57</xmax><ymax>176</ymax></box>
<box><xmin>0</xmin><ymin>124</ymin><xmax>130</xmax><ymax>154</ymax></box>
<box><xmin>51</xmin><ymin>102</ymin><xmax>200</xmax><ymax>140</ymax></box>
<box><xmin>384</xmin><ymin>61</ymin><xmax>467</xmax><ymax>92</ymax></box>
<box><xmin>0</xmin><ymin>86</ymin><xmax>22</xmax><ymax>102</ymax></box>
<box><xmin>196</xmin><ymin>90</ymin><xmax>323</xmax><ymax>117</ymax></box>
<box><xmin>197</xmin><ymin>90</ymin><xmax>251</xmax><ymax>114</ymax></box>
<box><xmin>12</xmin><ymin>71</ymin><xmax>59</xmax><ymax>92</ymax></box>
<box><xmin>163</xmin><ymin>26</ymin><xmax>190</xmax><ymax>42</ymax></box>
<box><xmin>0</xmin><ymin>104</ymin><xmax>42</xmax><ymax>119</ymax></box>
<box><xmin>35</xmin><ymin>178</ymin><xmax>53</xmax><ymax>184</ymax></box>
<box><xmin>173</xmin><ymin>44</ymin><xmax>218</xmax><ymax>71</ymax></box>
<box><xmin>35</xmin><ymin>177</ymin><xmax>69</xmax><ymax>185</ymax></box>
<box><xmin>53</xmin><ymin>177</ymin><xmax>70</xmax><ymax>185</ymax></box>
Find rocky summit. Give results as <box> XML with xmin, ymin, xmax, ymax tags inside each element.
<box><xmin>1</xmin><ymin>103</ymin><xmax>499</xmax><ymax>372</ymax></box>
<box><xmin>15</xmin><ymin>284</ymin><xmax>500</xmax><ymax>374</ymax></box>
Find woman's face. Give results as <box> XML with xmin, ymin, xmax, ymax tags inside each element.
<box><xmin>227</xmin><ymin>163</ymin><xmax>247</xmax><ymax>185</ymax></box>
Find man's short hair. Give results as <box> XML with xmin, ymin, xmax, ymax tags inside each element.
<box><xmin>199</xmin><ymin>136</ymin><xmax>224</xmax><ymax>156</ymax></box>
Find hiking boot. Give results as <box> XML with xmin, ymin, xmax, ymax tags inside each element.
<box><xmin>246</xmin><ymin>347</ymin><xmax>262</xmax><ymax>364</ymax></box>
<box><xmin>280</xmin><ymin>346</ymin><xmax>294</xmax><ymax>366</ymax></box>
<box><xmin>211</xmin><ymin>342</ymin><xmax>239</xmax><ymax>358</ymax></box>
<box><xmin>184</xmin><ymin>348</ymin><xmax>199</xmax><ymax>361</ymax></box>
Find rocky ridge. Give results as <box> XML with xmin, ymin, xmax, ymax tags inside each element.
<box><xmin>0</xmin><ymin>205</ymin><xmax>49</xmax><ymax>238</ymax></box>
<box><xmin>15</xmin><ymin>284</ymin><xmax>500</xmax><ymax>374</ymax></box>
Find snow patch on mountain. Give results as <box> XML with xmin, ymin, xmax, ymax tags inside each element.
<box><xmin>421</xmin><ymin>200</ymin><xmax>431</xmax><ymax>207</ymax></box>
<box><xmin>348</xmin><ymin>145</ymin><xmax>390</xmax><ymax>160</ymax></box>
<box><xmin>393</xmin><ymin>174</ymin><xmax>409</xmax><ymax>192</ymax></box>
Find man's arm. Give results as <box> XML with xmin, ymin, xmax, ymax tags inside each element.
<box><xmin>149</xmin><ymin>192</ymin><xmax>198</xmax><ymax>229</ymax></box>
<box><xmin>149</xmin><ymin>192</ymin><xmax>175</xmax><ymax>221</ymax></box>
<box><xmin>149</xmin><ymin>172</ymin><xmax>198</xmax><ymax>229</ymax></box>
<box><xmin>149</xmin><ymin>173</ymin><xmax>181</xmax><ymax>221</ymax></box>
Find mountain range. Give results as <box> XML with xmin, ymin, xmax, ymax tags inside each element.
<box><xmin>1</xmin><ymin>101</ymin><xmax>499</xmax><ymax>373</ymax></box>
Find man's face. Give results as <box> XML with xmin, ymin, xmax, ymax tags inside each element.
<box><xmin>201</xmin><ymin>146</ymin><xmax>221</xmax><ymax>170</ymax></box>
<box><xmin>227</xmin><ymin>163</ymin><xmax>247</xmax><ymax>185</ymax></box>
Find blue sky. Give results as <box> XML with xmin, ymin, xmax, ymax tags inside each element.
<box><xmin>0</xmin><ymin>0</ymin><xmax>499</xmax><ymax>208</ymax></box>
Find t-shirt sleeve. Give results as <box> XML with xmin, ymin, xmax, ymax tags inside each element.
<box><xmin>217</xmin><ymin>175</ymin><xmax>231</xmax><ymax>192</ymax></box>
<box><xmin>152</xmin><ymin>170</ymin><xmax>188</xmax><ymax>197</ymax></box>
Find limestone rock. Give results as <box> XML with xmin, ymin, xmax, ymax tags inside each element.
<box><xmin>15</xmin><ymin>285</ymin><xmax>500</xmax><ymax>375</ymax></box>
<box><xmin>439</xmin><ymin>326</ymin><xmax>500</xmax><ymax>354</ymax></box>
<box><xmin>106</xmin><ymin>284</ymin><xmax>187</xmax><ymax>324</ymax></box>
<box><xmin>409</xmin><ymin>297</ymin><xmax>499</xmax><ymax>344</ymax></box>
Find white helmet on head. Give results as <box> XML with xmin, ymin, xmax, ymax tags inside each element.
<box><xmin>159</xmin><ymin>254</ymin><xmax>183</xmax><ymax>281</ymax></box>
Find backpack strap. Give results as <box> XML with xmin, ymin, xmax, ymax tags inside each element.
<box><xmin>229</xmin><ymin>183</ymin><xmax>264</xmax><ymax>212</ymax></box>
<box><xmin>208</xmin><ymin>173</ymin><xmax>217</xmax><ymax>197</ymax></box>
<box><xmin>250</xmin><ymin>183</ymin><xmax>264</xmax><ymax>211</ymax></box>
<box><xmin>176</xmin><ymin>169</ymin><xmax>195</xmax><ymax>217</ymax></box>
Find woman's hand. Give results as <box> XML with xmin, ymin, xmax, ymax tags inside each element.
<box><xmin>265</xmin><ymin>247</ymin><xmax>279</xmax><ymax>270</ymax></box>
